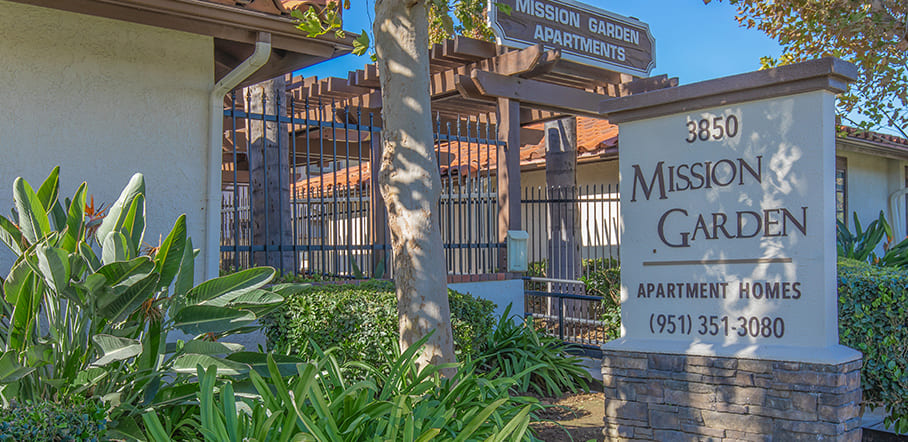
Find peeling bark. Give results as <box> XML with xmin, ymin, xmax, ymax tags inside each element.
<box><xmin>374</xmin><ymin>0</ymin><xmax>456</xmax><ymax>375</ymax></box>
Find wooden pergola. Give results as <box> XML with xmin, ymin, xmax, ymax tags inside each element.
<box><xmin>279</xmin><ymin>36</ymin><xmax>676</xmax><ymax>243</ymax></box>
<box><xmin>223</xmin><ymin>35</ymin><xmax>676</xmax><ymax>270</ymax></box>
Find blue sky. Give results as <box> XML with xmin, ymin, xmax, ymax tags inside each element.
<box><xmin>297</xmin><ymin>0</ymin><xmax>783</xmax><ymax>86</ymax></box>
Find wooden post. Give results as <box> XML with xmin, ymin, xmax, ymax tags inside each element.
<box><xmin>370</xmin><ymin>133</ymin><xmax>389</xmax><ymax>278</ymax></box>
<box><xmin>497</xmin><ymin>97</ymin><xmax>521</xmax><ymax>271</ymax></box>
<box><xmin>545</xmin><ymin>117</ymin><xmax>581</xmax><ymax>281</ymax></box>
<box><xmin>248</xmin><ymin>76</ymin><xmax>294</xmax><ymax>273</ymax></box>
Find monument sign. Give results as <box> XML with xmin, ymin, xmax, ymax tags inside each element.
<box><xmin>599</xmin><ymin>59</ymin><xmax>864</xmax><ymax>441</ymax></box>
<box><xmin>488</xmin><ymin>0</ymin><xmax>655</xmax><ymax>77</ymax></box>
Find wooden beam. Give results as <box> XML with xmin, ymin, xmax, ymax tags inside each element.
<box><xmin>620</xmin><ymin>74</ymin><xmax>680</xmax><ymax>96</ymax></box>
<box><xmin>461</xmin><ymin>71</ymin><xmax>604</xmax><ymax>118</ymax></box>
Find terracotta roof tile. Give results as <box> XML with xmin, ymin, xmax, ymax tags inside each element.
<box><xmin>839</xmin><ymin>126</ymin><xmax>908</xmax><ymax>151</ymax></box>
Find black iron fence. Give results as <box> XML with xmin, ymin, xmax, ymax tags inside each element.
<box><xmin>521</xmin><ymin>184</ymin><xmax>621</xmax><ymax>278</ymax></box>
<box><xmin>220</xmin><ymin>87</ymin><xmax>503</xmax><ymax>278</ymax></box>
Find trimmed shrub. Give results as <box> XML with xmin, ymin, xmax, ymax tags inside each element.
<box><xmin>263</xmin><ymin>280</ymin><xmax>496</xmax><ymax>367</ymax></box>
<box><xmin>0</xmin><ymin>400</ymin><xmax>108</xmax><ymax>441</ymax></box>
<box><xmin>838</xmin><ymin>258</ymin><xmax>908</xmax><ymax>430</ymax></box>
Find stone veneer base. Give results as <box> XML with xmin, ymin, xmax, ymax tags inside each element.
<box><xmin>601</xmin><ymin>349</ymin><xmax>863</xmax><ymax>441</ymax></box>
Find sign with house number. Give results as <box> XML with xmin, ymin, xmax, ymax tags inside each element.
<box><xmin>616</xmin><ymin>92</ymin><xmax>840</xmax><ymax>350</ymax></box>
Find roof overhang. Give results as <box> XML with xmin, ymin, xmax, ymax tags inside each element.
<box><xmin>7</xmin><ymin>0</ymin><xmax>354</xmax><ymax>87</ymax></box>
<box><xmin>837</xmin><ymin>136</ymin><xmax>908</xmax><ymax>161</ymax></box>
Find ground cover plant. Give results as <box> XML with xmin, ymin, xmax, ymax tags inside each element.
<box><xmin>0</xmin><ymin>168</ymin><xmax>291</xmax><ymax>439</ymax></box>
<box><xmin>0</xmin><ymin>398</ymin><xmax>108</xmax><ymax>441</ymax></box>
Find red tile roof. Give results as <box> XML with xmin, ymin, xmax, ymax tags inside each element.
<box><xmin>295</xmin><ymin>117</ymin><xmax>616</xmax><ymax>195</ymax></box>
<box><xmin>839</xmin><ymin>126</ymin><xmax>908</xmax><ymax>151</ymax></box>
<box><xmin>293</xmin><ymin>120</ymin><xmax>907</xmax><ymax>196</ymax></box>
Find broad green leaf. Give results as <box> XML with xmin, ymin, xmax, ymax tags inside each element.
<box><xmin>0</xmin><ymin>351</ymin><xmax>35</xmax><ymax>383</ymax></box>
<box><xmin>185</xmin><ymin>267</ymin><xmax>275</xmax><ymax>306</ymax></box>
<box><xmin>61</xmin><ymin>182</ymin><xmax>87</xmax><ymax>252</ymax></box>
<box><xmin>173</xmin><ymin>237</ymin><xmax>195</xmax><ymax>302</ymax></box>
<box><xmin>171</xmin><ymin>353</ymin><xmax>250</xmax><ymax>376</ymax></box>
<box><xmin>8</xmin><ymin>273</ymin><xmax>37</xmax><ymax>351</ymax></box>
<box><xmin>154</xmin><ymin>214</ymin><xmax>186</xmax><ymax>291</ymax></box>
<box><xmin>226</xmin><ymin>289</ymin><xmax>283</xmax><ymax>316</ymax></box>
<box><xmin>139</xmin><ymin>319</ymin><xmax>163</xmax><ymax>371</ymax></box>
<box><xmin>79</xmin><ymin>240</ymin><xmax>101</xmax><ymax>273</ymax></box>
<box><xmin>172</xmin><ymin>305</ymin><xmax>256</xmax><ymax>336</ymax></box>
<box><xmin>121</xmin><ymin>194</ymin><xmax>145</xmax><ymax>257</ymax></box>
<box><xmin>102</xmin><ymin>231</ymin><xmax>131</xmax><ymax>264</ymax></box>
<box><xmin>36</xmin><ymin>246</ymin><xmax>70</xmax><ymax>294</ymax></box>
<box><xmin>95</xmin><ymin>256</ymin><xmax>155</xmax><ymax>287</ymax></box>
<box><xmin>92</xmin><ymin>334</ymin><xmax>143</xmax><ymax>366</ymax></box>
<box><xmin>97</xmin><ymin>173</ymin><xmax>145</xmax><ymax>243</ymax></box>
<box><xmin>3</xmin><ymin>258</ymin><xmax>33</xmax><ymax>305</ymax></box>
<box><xmin>225</xmin><ymin>352</ymin><xmax>305</xmax><ymax>377</ymax></box>
<box><xmin>166</xmin><ymin>339</ymin><xmax>243</xmax><ymax>355</ymax></box>
<box><xmin>96</xmin><ymin>272</ymin><xmax>159</xmax><ymax>324</ymax></box>
<box><xmin>72</xmin><ymin>367</ymin><xmax>106</xmax><ymax>388</ymax></box>
<box><xmin>49</xmin><ymin>200</ymin><xmax>67</xmax><ymax>233</ymax></box>
<box><xmin>13</xmin><ymin>177</ymin><xmax>50</xmax><ymax>244</ymax></box>
<box><xmin>35</xmin><ymin>166</ymin><xmax>59</xmax><ymax>213</ymax></box>
<box><xmin>0</xmin><ymin>215</ymin><xmax>24</xmax><ymax>255</ymax></box>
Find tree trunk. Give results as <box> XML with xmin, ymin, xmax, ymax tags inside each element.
<box><xmin>374</xmin><ymin>0</ymin><xmax>456</xmax><ymax>374</ymax></box>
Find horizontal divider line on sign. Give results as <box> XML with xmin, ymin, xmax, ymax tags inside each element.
<box><xmin>642</xmin><ymin>257</ymin><xmax>793</xmax><ymax>266</ymax></box>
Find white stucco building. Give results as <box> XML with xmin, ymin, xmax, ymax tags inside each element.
<box><xmin>0</xmin><ymin>0</ymin><xmax>352</xmax><ymax>278</ymax></box>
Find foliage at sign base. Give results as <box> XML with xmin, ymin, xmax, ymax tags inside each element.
<box><xmin>144</xmin><ymin>337</ymin><xmax>541</xmax><ymax>441</ymax></box>
<box><xmin>0</xmin><ymin>399</ymin><xmax>108</xmax><ymax>441</ymax></box>
<box><xmin>262</xmin><ymin>280</ymin><xmax>496</xmax><ymax>368</ymax></box>
<box><xmin>838</xmin><ymin>258</ymin><xmax>908</xmax><ymax>432</ymax></box>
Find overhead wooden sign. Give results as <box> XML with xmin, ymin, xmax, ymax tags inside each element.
<box><xmin>488</xmin><ymin>0</ymin><xmax>655</xmax><ymax>77</ymax></box>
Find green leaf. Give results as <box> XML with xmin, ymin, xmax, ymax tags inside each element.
<box><xmin>97</xmin><ymin>173</ymin><xmax>145</xmax><ymax>243</ymax></box>
<box><xmin>79</xmin><ymin>240</ymin><xmax>101</xmax><ymax>273</ymax></box>
<box><xmin>8</xmin><ymin>272</ymin><xmax>38</xmax><ymax>351</ymax></box>
<box><xmin>169</xmin><ymin>340</ymin><xmax>244</xmax><ymax>355</ymax></box>
<box><xmin>0</xmin><ymin>351</ymin><xmax>35</xmax><ymax>383</ymax></box>
<box><xmin>36</xmin><ymin>246</ymin><xmax>70</xmax><ymax>294</ymax></box>
<box><xmin>102</xmin><ymin>231</ymin><xmax>131</xmax><ymax>264</ymax></box>
<box><xmin>13</xmin><ymin>177</ymin><xmax>50</xmax><ymax>244</ymax></box>
<box><xmin>61</xmin><ymin>182</ymin><xmax>87</xmax><ymax>252</ymax></box>
<box><xmin>172</xmin><ymin>305</ymin><xmax>257</xmax><ymax>336</ymax></box>
<box><xmin>92</xmin><ymin>334</ymin><xmax>143</xmax><ymax>366</ymax></box>
<box><xmin>121</xmin><ymin>194</ymin><xmax>146</xmax><ymax>256</ymax></box>
<box><xmin>185</xmin><ymin>267</ymin><xmax>275</xmax><ymax>306</ymax></box>
<box><xmin>95</xmin><ymin>256</ymin><xmax>155</xmax><ymax>287</ymax></box>
<box><xmin>226</xmin><ymin>289</ymin><xmax>284</xmax><ymax>316</ymax></box>
<box><xmin>96</xmin><ymin>272</ymin><xmax>160</xmax><ymax>324</ymax></box>
<box><xmin>154</xmin><ymin>214</ymin><xmax>186</xmax><ymax>292</ymax></box>
<box><xmin>0</xmin><ymin>215</ymin><xmax>24</xmax><ymax>255</ymax></box>
<box><xmin>35</xmin><ymin>166</ymin><xmax>60</xmax><ymax>213</ymax></box>
<box><xmin>3</xmin><ymin>258</ymin><xmax>33</xmax><ymax>305</ymax></box>
<box><xmin>225</xmin><ymin>352</ymin><xmax>306</xmax><ymax>377</ymax></box>
<box><xmin>173</xmin><ymin>237</ymin><xmax>195</xmax><ymax>302</ymax></box>
<box><xmin>171</xmin><ymin>354</ymin><xmax>250</xmax><ymax>376</ymax></box>
<box><xmin>353</xmin><ymin>30</ymin><xmax>370</xmax><ymax>56</ymax></box>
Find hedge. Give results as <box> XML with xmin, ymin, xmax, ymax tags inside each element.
<box><xmin>262</xmin><ymin>280</ymin><xmax>496</xmax><ymax>368</ymax></box>
<box><xmin>838</xmin><ymin>258</ymin><xmax>908</xmax><ymax>429</ymax></box>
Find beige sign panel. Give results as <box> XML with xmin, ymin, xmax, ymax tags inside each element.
<box><xmin>617</xmin><ymin>91</ymin><xmax>840</xmax><ymax>353</ymax></box>
<box><xmin>488</xmin><ymin>0</ymin><xmax>655</xmax><ymax>77</ymax></box>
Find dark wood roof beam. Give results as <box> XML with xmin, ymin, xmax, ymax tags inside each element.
<box><xmin>460</xmin><ymin>70</ymin><xmax>603</xmax><ymax>118</ymax></box>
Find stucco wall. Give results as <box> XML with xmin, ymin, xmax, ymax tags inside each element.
<box><xmin>0</xmin><ymin>1</ymin><xmax>214</xmax><ymax>278</ymax></box>
<box><xmin>837</xmin><ymin>150</ymin><xmax>908</xmax><ymax>238</ymax></box>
